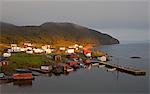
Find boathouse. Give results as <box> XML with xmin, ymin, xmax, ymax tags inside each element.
<box><xmin>41</xmin><ymin>65</ymin><xmax>52</xmax><ymax>71</ymax></box>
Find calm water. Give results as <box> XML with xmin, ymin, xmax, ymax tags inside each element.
<box><xmin>1</xmin><ymin>42</ymin><xmax>149</xmax><ymax>94</ymax></box>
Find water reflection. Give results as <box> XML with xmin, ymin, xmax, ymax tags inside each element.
<box><xmin>13</xmin><ymin>80</ymin><xmax>32</xmax><ymax>87</ymax></box>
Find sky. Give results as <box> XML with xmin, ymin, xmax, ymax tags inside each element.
<box><xmin>0</xmin><ymin>0</ymin><xmax>149</xmax><ymax>42</ymax></box>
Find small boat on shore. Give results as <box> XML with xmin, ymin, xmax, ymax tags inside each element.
<box><xmin>79</xmin><ymin>63</ymin><xmax>86</xmax><ymax>68</ymax></box>
<box><xmin>92</xmin><ymin>63</ymin><xmax>99</xmax><ymax>66</ymax></box>
<box><xmin>0</xmin><ymin>73</ymin><xmax>13</xmax><ymax>84</ymax></box>
<box><xmin>0</xmin><ymin>73</ymin><xmax>5</xmax><ymax>78</ymax></box>
<box><xmin>29</xmin><ymin>67</ymin><xmax>50</xmax><ymax>74</ymax></box>
<box><xmin>66</xmin><ymin>67</ymin><xmax>74</xmax><ymax>72</ymax></box>
<box><xmin>107</xmin><ymin>68</ymin><xmax>116</xmax><ymax>72</ymax></box>
<box><xmin>98</xmin><ymin>65</ymin><xmax>105</xmax><ymax>68</ymax></box>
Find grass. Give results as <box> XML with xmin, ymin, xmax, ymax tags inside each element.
<box><xmin>1</xmin><ymin>52</ymin><xmax>70</xmax><ymax>73</ymax></box>
<box><xmin>1</xmin><ymin>53</ymin><xmax>48</xmax><ymax>73</ymax></box>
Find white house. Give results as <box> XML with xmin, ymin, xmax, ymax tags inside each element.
<box><xmin>26</xmin><ymin>50</ymin><xmax>33</xmax><ymax>54</ymax></box>
<box><xmin>41</xmin><ymin>65</ymin><xmax>52</xmax><ymax>71</ymax></box>
<box><xmin>33</xmin><ymin>48</ymin><xmax>44</xmax><ymax>53</ymax></box>
<box><xmin>3</xmin><ymin>53</ymin><xmax>11</xmax><ymax>57</ymax></box>
<box><xmin>41</xmin><ymin>46</ymin><xmax>47</xmax><ymax>50</ymax></box>
<box><xmin>74</xmin><ymin>44</ymin><xmax>79</xmax><ymax>48</ymax></box>
<box><xmin>7</xmin><ymin>49</ymin><xmax>12</xmax><ymax>53</ymax></box>
<box><xmin>66</xmin><ymin>48</ymin><xmax>75</xmax><ymax>54</ymax></box>
<box><xmin>85</xmin><ymin>53</ymin><xmax>92</xmax><ymax>57</ymax></box>
<box><xmin>11</xmin><ymin>47</ymin><xmax>21</xmax><ymax>52</ymax></box>
<box><xmin>20</xmin><ymin>48</ymin><xmax>26</xmax><ymax>52</ymax></box>
<box><xmin>99</xmin><ymin>56</ymin><xmax>107</xmax><ymax>62</ymax></box>
<box><xmin>45</xmin><ymin>49</ymin><xmax>52</xmax><ymax>54</ymax></box>
<box><xmin>11</xmin><ymin>44</ymin><xmax>17</xmax><ymax>47</ymax></box>
<box><xmin>59</xmin><ymin>47</ymin><xmax>66</xmax><ymax>51</ymax></box>
<box><xmin>79</xmin><ymin>45</ymin><xmax>83</xmax><ymax>49</ymax></box>
<box><xmin>25</xmin><ymin>47</ymin><xmax>32</xmax><ymax>51</ymax></box>
<box><xmin>24</xmin><ymin>42</ymin><xmax>32</xmax><ymax>47</ymax></box>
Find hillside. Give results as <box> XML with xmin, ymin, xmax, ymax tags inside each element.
<box><xmin>0</xmin><ymin>22</ymin><xmax>119</xmax><ymax>46</ymax></box>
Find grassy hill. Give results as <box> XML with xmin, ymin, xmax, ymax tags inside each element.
<box><xmin>0</xmin><ymin>22</ymin><xmax>119</xmax><ymax>46</ymax></box>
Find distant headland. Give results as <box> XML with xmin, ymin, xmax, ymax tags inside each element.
<box><xmin>0</xmin><ymin>22</ymin><xmax>119</xmax><ymax>47</ymax></box>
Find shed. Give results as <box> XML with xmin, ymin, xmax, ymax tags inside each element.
<box><xmin>53</xmin><ymin>55</ymin><xmax>62</xmax><ymax>61</ymax></box>
<box><xmin>0</xmin><ymin>60</ymin><xmax>9</xmax><ymax>67</ymax></box>
<box><xmin>3</xmin><ymin>53</ymin><xmax>11</xmax><ymax>57</ymax></box>
<box><xmin>66</xmin><ymin>49</ymin><xmax>75</xmax><ymax>54</ymax></box>
<box><xmin>41</xmin><ymin>65</ymin><xmax>52</xmax><ymax>71</ymax></box>
<box><xmin>59</xmin><ymin>47</ymin><xmax>66</xmax><ymax>51</ymax></box>
<box><xmin>26</xmin><ymin>50</ymin><xmax>33</xmax><ymax>54</ymax></box>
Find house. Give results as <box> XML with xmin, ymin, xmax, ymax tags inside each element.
<box><xmin>10</xmin><ymin>44</ymin><xmax>20</xmax><ymax>52</ymax></box>
<box><xmin>83</xmin><ymin>49</ymin><xmax>92</xmax><ymax>57</ymax></box>
<box><xmin>11</xmin><ymin>47</ymin><xmax>21</xmax><ymax>52</ymax></box>
<box><xmin>53</xmin><ymin>55</ymin><xmax>62</xmax><ymax>61</ymax></box>
<box><xmin>11</xmin><ymin>44</ymin><xmax>17</xmax><ymax>48</ymax></box>
<box><xmin>3</xmin><ymin>53</ymin><xmax>11</xmax><ymax>57</ymax></box>
<box><xmin>45</xmin><ymin>49</ymin><xmax>52</xmax><ymax>54</ymax></box>
<box><xmin>59</xmin><ymin>47</ymin><xmax>66</xmax><ymax>51</ymax></box>
<box><xmin>33</xmin><ymin>48</ymin><xmax>44</xmax><ymax>54</ymax></box>
<box><xmin>26</xmin><ymin>50</ymin><xmax>33</xmax><ymax>54</ymax></box>
<box><xmin>41</xmin><ymin>65</ymin><xmax>52</xmax><ymax>71</ymax></box>
<box><xmin>24</xmin><ymin>42</ymin><xmax>32</xmax><ymax>47</ymax></box>
<box><xmin>99</xmin><ymin>56</ymin><xmax>107</xmax><ymax>62</ymax></box>
<box><xmin>42</xmin><ymin>45</ymin><xmax>51</xmax><ymax>49</ymax></box>
<box><xmin>20</xmin><ymin>48</ymin><xmax>26</xmax><ymax>52</ymax></box>
<box><xmin>25</xmin><ymin>47</ymin><xmax>32</xmax><ymax>51</ymax></box>
<box><xmin>0</xmin><ymin>60</ymin><xmax>9</xmax><ymax>67</ymax></box>
<box><xmin>7</xmin><ymin>49</ymin><xmax>12</xmax><ymax>53</ymax></box>
<box><xmin>74</xmin><ymin>44</ymin><xmax>79</xmax><ymax>48</ymax></box>
<box><xmin>79</xmin><ymin>45</ymin><xmax>83</xmax><ymax>49</ymax></box>
<box><xmin>66</xmin><ymin>48</ymin><xmax>75</xmax><ymax>54</ymax></box>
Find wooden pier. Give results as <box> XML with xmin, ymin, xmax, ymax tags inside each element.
<box><xmin>28</xmin><ymin>68</ymin><xmax>50</xmax><ymax>74</ymax></box>
<box><xmin>99</xmin><ymin>61</ymin><xmax>146</xmax><ymax>75</ymax></box>
<box><xmin>90</xmin><ymin>60</ymin><xmax>146</xmax><ymax>76</ymax></box>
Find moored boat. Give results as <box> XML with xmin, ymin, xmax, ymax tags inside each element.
<box><xmin>98</xmin><ymin>65</ymin><xmax>105</xmax><ymax>68</ymax></box>
<box><xmin>107</xmin><ymin>68</ymin><xmax>116</xmax><ymax>72</ymax></box>
<box><xmin>92</xmin><ymin>63</ymin><xmax>99</xmax><ymax>66</ymax></box>
<box><xmin>66</xmin><ymin>67</ymin><xmax>74</xmax><ymax>72</ymax></box>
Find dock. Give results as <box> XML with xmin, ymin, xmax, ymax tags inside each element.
<box><xmin>28</xmin><ymin>68</ymin><xmax>50</xmax><ymax>74</ymax></box>
<box><xmin>89</xmin><ymin>60</ymin><xmax>146</xmax><ymax>76</ymax></box>
<box><xmin>99</xmin><ymin>61</ymin><xmax>146</xmax><ymax>76</ymax></box>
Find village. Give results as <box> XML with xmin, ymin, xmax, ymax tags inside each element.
<box><xmin>0</xmin><ymin>42</ymin><xmax>109</xmax><ymax>82</ymax></box>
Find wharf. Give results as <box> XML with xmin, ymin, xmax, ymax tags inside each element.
<box><xmin>99</xmin><ymin>61</ymin><xmax>146</xmax><ymax>75</ymax></box>
<box><xmin>90</xmin><ymin>60</ymin><xmax>146</xmax><ymax>75</ymax></box>
<box><xmin>28</xmin><ymin>68</ymin><xmax>50</xmax><ymax>74</ymax></box>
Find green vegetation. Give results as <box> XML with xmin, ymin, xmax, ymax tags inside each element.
<box><xmin>1</xmin><ymin>53</ymin><xmax>70</xmax><ymax>73</ymax></box>
<box><xmin>0</xmin><ymin>22</ymin><xmax>119</xmax><ymax>45</ymax></box>
<box><xmin>92</xmin><ymin>51</ymin><xmax>106</xmax><ymax>58</ymax></box>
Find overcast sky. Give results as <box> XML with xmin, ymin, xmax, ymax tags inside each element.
<box><xmin>0</xmin><ymin>0</ymin><xmax>149</xmax><ymax>41</ymax></box>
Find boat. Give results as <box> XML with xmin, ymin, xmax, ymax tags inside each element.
<box><xmin>98</xmin><ymin>65</ymin><xmax>105</xmax><ymax>68</ymax></box>
<box><xmin>79</xmin><ymin>63</ymin><xmax>86</xmax><ymax>68</ymax></box>
<box><xmin>0</xmin><ymin>73</ymin><xmax>5</xmax><ymax>78</ymax></box>
<box><xmin>66</xmin><ymin>67</ymin><xmax>74</xmax><ymax>72</ymax></box>
<box><xmin>92</xmin><ymin>63</ymin><xmax>99</xmax><ymax>66</ymax></box>
<box><xmin>107</xmin><ymin>68</ymin><xmax>116</xmax><ymax>72</ymax></box>
<box><xmin>0</xmin><ymin>73</ymin><xmax>13</xmax><ymax>84</ymax></box>
<box><xmin>13</xmin><ymin>69</ymin><xmax>34</xmax><ymax>80</ymax></box>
